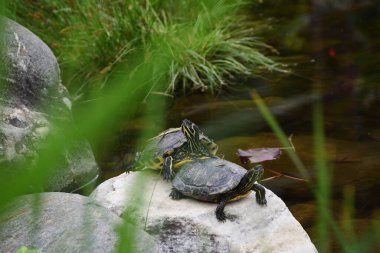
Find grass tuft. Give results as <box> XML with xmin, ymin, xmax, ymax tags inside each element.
<box><xmin>8</xmin><ymin>0</ymin><xmax>284</xmax><ymax>99</ymax></box>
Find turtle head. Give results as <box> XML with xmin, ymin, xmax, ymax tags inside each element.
<box><xmin>181</xmin><ymin>119</ymin><xmax>202</xmax><ymax>152</ymax></box>
<box><xmin>249</xmin><ymin>164</ymin><xmax>264</xmax><ymax>182</ymax></box>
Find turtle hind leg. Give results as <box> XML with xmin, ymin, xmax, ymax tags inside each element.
<box><xmin>163</xmin><ymin>156</ymin><xmax>175</xmax><ymax>181</ymax></box>
<box><xmin>125</xmin><ymin>152</ymin><xmax>140</xmax><ymax>172</ymax></box>
<box><xmin>169</xmin><ymin>188</ymin><xmax>184</xmax><ymax>200</ymax></box>
<box><xmin>251</xmin><ymin>184</ymin><xmax>267</xmax><ymax>205</ymax></box>
<box><xmin>215</xmin><ymin>198</ymin><xmax>228</xmax><ymax>222</ymax></box>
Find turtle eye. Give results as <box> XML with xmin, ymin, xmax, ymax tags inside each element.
<box><xmin>187</xmin><ymin>124</ymin><xmax>197</xmax><ymax>137</ymax></box>
<box><xmin>190</xmin><ymin>124</ymin><xmax>198</xmax><ymax>135</ymax></box>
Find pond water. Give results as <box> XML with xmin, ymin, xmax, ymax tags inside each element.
<box><xmin>94</xmin><ymin>1</ymin><xmax>380</xmax><ymax>251</ymax></box>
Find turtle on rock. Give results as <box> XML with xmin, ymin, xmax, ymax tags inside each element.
<box><xmin>170</xmin><ymin>157</ymin><xmax>267</xmax><ymax>222</ymax></box>
<box><xmin>130</xmin><ymin>119</ymin><xmax>218</xmax><ymax>180</ymax></box>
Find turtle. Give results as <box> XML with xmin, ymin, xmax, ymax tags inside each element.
<box><xmin>130</xmin><ymin>119</ymin><xmax>218</xmax><ymax>180</ymax></box>
<box><xmin>170</xmin><ymin>157</ymin><xmax>267</xmax><ymax>222</ymax></box>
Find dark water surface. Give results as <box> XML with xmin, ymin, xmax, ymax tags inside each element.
<box><xmin>95</xmin><ymin>1</ymin><xmax>380</xmax><ymax>251</ymax></box>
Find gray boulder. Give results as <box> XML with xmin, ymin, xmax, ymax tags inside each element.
<box><xmin>0</xmin><ymin>192</ymin><xmax>159</xmax><ymax>253</ymax></box>
<box><xmin>0</xmin><ymin>17</ymin><xmax>98</xmax><ymax>192</ymax></box>
<box><xmin>91</xmin><ymin>172</ymin><xmax>318</xmax><ymax>253</ymax></box>
<box><xmin>0</xmin><ymin>16</ymin><xmax>65</xmax><ymax>111</ymax></box>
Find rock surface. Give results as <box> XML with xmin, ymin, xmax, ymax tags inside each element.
<box><xmin>0</xmin><ymin>16</ymin><xmax>63</xmax><ymax>110</ymax></box>
<box><xmin>0</xmin><ymin>17</ymin><xmax>98</xmax><ymax>192</ymax></box>
<box><xmin>0</xmin><ymin>192</ymin><xmax>158</xmax><ymax>253</ymax></box>
<box><xmin>91</xmin><ymin>172</ymin><xmax>318</xmax><ymax>253</ymax></box>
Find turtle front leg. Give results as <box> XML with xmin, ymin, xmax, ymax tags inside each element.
<box><xmin>215</xmin><ymin>197</ymin><xmax>229</xmax><ymax>222</ymax></box>
<box><xmin>251</xmin><ymin>183</ymin><xmax>267</xmax><ymax>205</ymax></box>
<box><xmin>163</xmin><ymin>156</ymin><xmax>175</xmax><ymax>180</ymax></box>
<box><xmin>169</xmin><ymin>188</ymin><xmax>184</xmax><ymax>200</ymax></box>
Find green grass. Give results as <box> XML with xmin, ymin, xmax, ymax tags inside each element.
<box><xmin>7</xmin><ymin>0</ymin><xmax>284</xmax><ymax>100</ymax></box>
<box><xmin>313</xmin><ymin>90</ymin><xmax>331</xmax><ymax>253</ymax></box>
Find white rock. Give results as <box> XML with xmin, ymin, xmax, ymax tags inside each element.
<box><xmin>91</xmin><ymin>172</ymin><xmax>318</xmax><ymax>253</ymax></box>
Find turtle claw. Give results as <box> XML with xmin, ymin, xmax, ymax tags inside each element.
<box><xmin>215</xmin><ymin>198</ymin><xmax>228</xmax><ymax>222</ymax></box>
<box><xmin>170</xmin><ymin>189</ymin><xmax>183</xmax><ymax>200</ymax></box>
<box><xmin>257</xmin><ymin>198</ymin><xmax>267</xmax><ymax>206</ymax></box>
<box><xmin>124</xmin><ymin>162</ymin><xmax>135</xmax><ymax>173</ymax></box>
<box><xmin>216</xmin><ymin>212</ymin><xmax>227</xmax><ymax>222</ymax></box>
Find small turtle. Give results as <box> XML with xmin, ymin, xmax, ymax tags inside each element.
<box><xmin>170</xmin><ymin>157</ymin><xmax>267</xmax><ymax>222</ymax></box>
<box><xmin>131</xmin><ymin>119</ymin><xmax>217</xmax><ymax>180</ymax></box>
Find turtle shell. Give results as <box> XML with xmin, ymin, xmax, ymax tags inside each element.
<box><xmin>151</xmin><ymin>128</ymin><xmax>187</xmax><ymax>157</ymax></box>
<box><xmin>134</xmin><ymin>128</ymin><xmax>186</xmax><ymax>167</ymax></box>
<box><xmin>172</xmin><ymin>157</ymin><xmax>246</xmax><ymax>202</ymax></box>
<box><xmin>145</xmin><ymin>127</ymin><xmax>215</xmax><ymax>158</ymax></box>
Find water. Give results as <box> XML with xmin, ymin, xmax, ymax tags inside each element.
<box><xmin>96</xmin><ymin>1</ymin><xmax>380</xmax><ymax>251</ymax></box>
